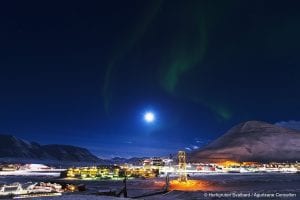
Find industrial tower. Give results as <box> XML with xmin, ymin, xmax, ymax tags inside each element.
<box><xmin>178</xmin><ymin>151</ymin><xmax>187</xmax><ymax>182</ymax></box>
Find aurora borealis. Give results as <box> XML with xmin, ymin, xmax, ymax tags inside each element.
<box><xmin>1</xmin><ymin>1</ymin><xmax>300</xmax><ymax>157</ymax></box>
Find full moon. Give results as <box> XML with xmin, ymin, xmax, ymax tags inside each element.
<box><xmin>144</xmin><ymin>112</ymin><xmax>155</xmax><ymax>123</ymax></box>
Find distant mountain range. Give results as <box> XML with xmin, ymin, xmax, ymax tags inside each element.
<box><xmin>0</xmin><ymin>134</ymin><xmax>101</xmax><ymax>163</ymax></box>
<box><xmin>189</xmin><ymin>121</ymin><xmax>300</xmax><ymax>162</ymax></box>
<box><xmin>0</xmin><ymin>134</ymin><xmax>152</xmax><ymax>165</ymax></box>
<box><xmin>3</xmin><ymin>120</ymin><xmax>300</xmax><ymax>164</ymax></box>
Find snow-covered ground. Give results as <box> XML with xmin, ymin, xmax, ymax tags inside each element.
<box><xmin>0</xmin><ymin>164</ymin><xmax>65</xmax><ymax>177</ymax></box>
<box><xmin>39</xmin><ymin>195</ymin><xmax>130</xmax><ymax>200</ymax></box>
<box><xmin>1</xmin><ymin>173</ymin><xmax>299</xmax><ymax>199</ymax></box>
<box><xmin>0</xmin><ymin>171</ymin><xmax>61</xmax><ymax>177</ymax></box>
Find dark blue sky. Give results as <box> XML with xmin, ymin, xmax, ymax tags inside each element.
<box><xmin>0</xmin><ymin>0</ymin><xmax>300</xmax><ymax>158</ymax></box>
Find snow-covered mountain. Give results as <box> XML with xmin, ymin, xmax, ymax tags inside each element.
<box><xmin>0</xmin><ymin>134</ymin><xmax>101</xmax><ymax>163</ymax></box>
<box><xmin>189</xmin><ymin>121</ymin><xmax>300</xmax><ymax>162</ymax></box>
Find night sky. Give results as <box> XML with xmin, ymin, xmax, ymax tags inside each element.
<box><xmin>1</xmin><ymin>1</ymin><xmax>300</xmax><ymax>158</ymax></box>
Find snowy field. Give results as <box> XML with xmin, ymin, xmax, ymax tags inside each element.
<box><xmin>0</xmin><ymin>173</ymin><xmax>299</xmax><ymax>199</ymax></box>
<box><xmin>0</xmin><ymin>171</ymin><xmax>61</xmax><ymax>177</ymax></box>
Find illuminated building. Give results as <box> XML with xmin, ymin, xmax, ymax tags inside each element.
<box><xmin>65</xmin><ymin>165</ymin><xmax>158</xmax><ymax>179</ymax></box>
<box><xmin>65</xmin><ymin>166</ymin><xmax>121</xmax><ymax>179</ymax></box>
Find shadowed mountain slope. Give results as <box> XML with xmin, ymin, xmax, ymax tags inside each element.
<box><xmin>189</xmin><ymin>121</ymin><xmax>300</xmax><ymax>162</ymax></box>
<box><xmin>0</xmin><ymin>134</ymin><xmax>101</xmax><ymax>162</ymax></box>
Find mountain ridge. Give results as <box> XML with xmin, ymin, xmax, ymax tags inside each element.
<box><xmin>189</xmin><ymin>120</ymin><xmax>300</xmax><ymax>162</ymax></box>
<box><xmin>0</xmin><ymin>134</ymin><xmax>101</xmax><ymax>163</ymax></box>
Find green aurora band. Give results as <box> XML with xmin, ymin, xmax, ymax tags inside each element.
<box><xmin>103</xmin><ymin>1</ymin><xmax>233</xmax><ymax>120</ymax></box>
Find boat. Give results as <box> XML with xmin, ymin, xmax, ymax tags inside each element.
<box><xmin>0</xmin><ymin>182</ymin><xmax>63</xmax><ymax>198</ymax></box>
<box><xmin>0</xmin><ymin>183</ymin><xmax>27</xmax><ymax>196</ymax></box>
<box><xmin>26</xmin><ymin>182</ymin><xmax>63</xmax><ymax>193</ymax></box>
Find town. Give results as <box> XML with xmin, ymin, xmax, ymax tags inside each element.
<box><xmin>0</xmin><ymin>151</ymin><xmax>299</xmax><ymax>198</ymax></box>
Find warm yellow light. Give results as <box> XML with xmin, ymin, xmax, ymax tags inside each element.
<box><xmin>218</xmin><ymin>160</ymin><xmax>240</xmax><ymax>167</ymax></box>
<box><xmin>169</xmin><ymin>180</ymin><xmax>210</xmax><ymax>191</ymax></box>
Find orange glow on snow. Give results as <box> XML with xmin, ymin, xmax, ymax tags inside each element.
<box><xmin>169</xmin><ymin>180</ymin><xmax>210</xmax><ymax>191</ymax></box>
<box><xmin>218</xmin><ymin>160</ymin><xmax>240</xmax><ymax>167</ymax></box>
